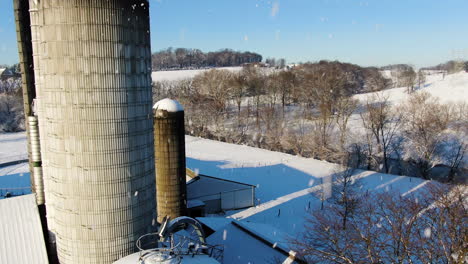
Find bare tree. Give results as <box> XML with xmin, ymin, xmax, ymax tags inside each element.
<box><xmin>332</xmin><ymin>152</ymin><xmax>363</xmax><ymax>230</ymax></box>
<box><xmin>401</xmin><ymin>67</ymin><xmax>417</xmax><ymax>93</ymax></box>
<box><xmin>444</xmin><ymin>137</ymin><xmax>466</xmax><ymax>182</ymax></box>
<box><xmin>401</xmin><ymin>92</ymin><xmax>452</xmax><ymax>179</ymax></box>
<box><xmin>192</xmin><ymin>69</ymin><xmax>233</xmax><ymax>114</ymax></box>
<box><xmin>417</xmin><ymin>70</ymin><xmax>426</xmax><ymax>89</ymax></box>
<box><xmin>281</xmin><ymin>116</ymin><xmax>311</xmax><ymax>157</ymax></box>
<box><xmin>334</xmin><ymin>97</ymin><xmax>358</xmax><ymax>150</ymax></box>
<box><xmin>277</xmin><ymin>70</ymin><xmax>295</xmax><ymax>117</ymax></box>
<box><xmin>0</xmin><ymin>93</ymin><xmax>24</xmax><ymax>132</ymax></box>
<box><xmin>360</xmin><ymin>93</ymin><xmax>402</xmax><ymax>173</ymax></box>
<box><xmin>292</xmin><ymin>183</ymin><xmax>467</xmax><ymax>264</ymax></box>
<box><xmin>230</xmin><ymin>72</ymin><xmax>247</xmax><ymax>121</ymax></box>
<box><xmin>301</xmin><ymin>66</ymin><xmax>347</xmax><ymax>147</ymax></box>
<box><xmin>365</xmin><ymin>69</ymin><xmax>391</xmax><ymax>92</ymax></box>
<box><xmin>242</xmin><ymin>66</ymin><xmax>265</xmax><ymax>128</ymax></box>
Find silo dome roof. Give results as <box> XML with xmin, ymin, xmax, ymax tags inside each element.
<box><xmin>153</xmin><ymin>98</ymin><xmax>184</xmax><ymax>112</ymax></box>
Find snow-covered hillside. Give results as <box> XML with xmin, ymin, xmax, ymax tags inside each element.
<box><xmin>358</xmin><ymin>71</ymin><xmax>467</xmax><ymax>104</ymax></box>
<box><xmin>151</xmin><ymin>67</ymin><xmax>242</xmax><ymax>82</ymax></box>
<box><xmin>1</xmin><ymin>70</ymin><xmax>465</xmax><ymax>263</ymax></box>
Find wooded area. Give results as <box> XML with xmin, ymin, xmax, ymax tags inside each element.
<box><xmin>151</xmin><ymin>48</ymin><xmax>263</xmax><ymax>70</ymax></box>
<box><xmin>153</xmin><ymin>61</ymin><xmax>466</xmax><ymax>182</ymax></box>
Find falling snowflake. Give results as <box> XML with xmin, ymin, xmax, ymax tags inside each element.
<box><xmin>424</xmin><ymin>228</ymin><xmax>431</xmax><ymax>238</ymax></box>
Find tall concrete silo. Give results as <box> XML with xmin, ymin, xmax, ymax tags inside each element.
<box><xmin>28</xmin><ymin>0</ymin><xmax>156</xmax><ymax>263</ymax></box>
<box><xmin>153</xmin><ymin>99</ymin><xmax>187</xmax><ymax>223</ymax></box>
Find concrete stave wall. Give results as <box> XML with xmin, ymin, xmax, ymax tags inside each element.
<box><xmin>28</xmin><ymin>0</ymin><xmax>156</xmax><ymax>263</ymax></box>
<box><xmin>154</xmin><ymin>110</ymin><xmax>187</xmax><ymax>223</ymax></box>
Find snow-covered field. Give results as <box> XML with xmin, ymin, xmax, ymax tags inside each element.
<box><xmin>0</xmin><ymin>132</ymin><xmax>430</xmax><ymax>246</ymax></box>
<box><xmin>0</xmin><ymin>132</ymin><xmax>27</xmax><ymax>164</ymax></box>
<box><xmin>1</xmin><ymin>69</ymin><xmax>465</xmax><ymax>263</ymax></box>
<box><xmin>357</xmin><ymin>71</ymin><xmax>468</xmax><ymax>105</ymax></box>
<box><xmin>185</xmin><ymin>136</ymin><xmax>428</xmax><ymax>238</ymax></box>
<box><xmin>151</xmin><ymin>67</ymin><xmax>242</xmax><ymax>82</ymax></box>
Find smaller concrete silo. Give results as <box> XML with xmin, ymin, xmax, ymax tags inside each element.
<box><xmin>153</xmin><ymin>99</ymin><xmax>187</xmax><ymax>223</ymax></box>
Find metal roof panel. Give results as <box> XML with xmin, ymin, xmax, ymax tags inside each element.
<box><xmin>0</xmin><ymin>194</ymin><xmax>48</xmax><ymax>264</ymax></box>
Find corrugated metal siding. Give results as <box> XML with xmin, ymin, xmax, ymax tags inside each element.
<box><xmin>187</xmin><ymin>176</ymin><xmax>255</xmax><ymax>213</ymax></box>
<box><xmin>0</xmin><ymin>194</ymin><xmax>48</xmax><ymax>264</ymax></box>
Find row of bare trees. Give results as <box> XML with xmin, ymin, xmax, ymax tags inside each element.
<box><xmin>294</xmin><ymin>179</ymin><xmax>467</xmax><ymax>264</ymax></box>
<box><xmin>151</xmin><ymin>48</ymin><xmax>263</xmax><ymax>70</ymax></box>
<box><xmin>291</xmin><ymin>126</ymin><xmax>466</xmax><ymax>264</ymax></box>
<box><xmin>421</xmin><ymin>60</ymin><xmax>467</xmax><ymax>74</ymax></box>
<box><xmin>359</xmin><ymin>92</ymin><xmax>466</xmax><ymax>181</ymax></box>
<box><xmin>153</xmin><ymin>62</ymin><xmax>466</xmax><ymax>182</ymax></box>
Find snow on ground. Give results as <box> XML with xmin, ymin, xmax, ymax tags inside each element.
<box><xmin>0</xmin><ymin>131</ymin><xmax>449</xmax><ymax>264</ymax></box>
<box><xmin>346</xmin><ymin>71</ymin><xmax>468</xmax><ymax>157</ymax></box>
<box><xmin>185</xmin><ymin>135</ymin><xmax>428</xmax><ymax>239</ymax></box>
<box><xmin>0</xmin><ymin>132</ymin><xmax>27</xmax><ymax>164</ymax></box>
<box><xmin>0</xmin><ymin>70</ymin><xmax>465</xmax><ymax>262</ymax></box>
<box><xmin>356</xmin><ymin>71</ymin><xmax>468</xmax><ymax>105</ymax></box>
<box><xmin>1</xmin><ymin>132</ymin><xmax>430</xmax><ymax>234</ymax></box>
<box><xmin>151</xmin><ymin>67</ymin><xmax>242</xmax><ymax>82</ymax></box>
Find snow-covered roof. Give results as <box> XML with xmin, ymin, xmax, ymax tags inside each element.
<box><xmin>198</xmin><ymin>217</ymin><xmax>298</xmax><ymax>262</ymax></box>
<box><xmin>0</xmin><ymin>194</ymin><xmax>48</xmax><ymax>264</ymax></box>
<box><xmin>196</xmin><ymin>217</ymin><xmax>232</xmax><ymax>232</ymax></box>
<box><xmin>153</xmin><ymin>98</ymin><xmax>184</xmax><ymax>112</ymax></box>
<box><xmin>187</xmin><ymin>174</ymin><xmax>256</xmax><ymax>187</ymax></box>
<box><xmin>207</xmin><ymin>220</ymin><xmax>304</xmax><ymax>264</ymax></box>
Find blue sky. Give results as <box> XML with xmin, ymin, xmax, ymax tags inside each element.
<box><xmin>1</xmin><ymin>0</ymin><xmax>468</xmax><ymax>67</ymax></box>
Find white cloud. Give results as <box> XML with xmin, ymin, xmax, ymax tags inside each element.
<box><xmin>275</xmin><ymin>30</ymin><xmax>281</xmax><ymax>41</ymax></box>
<box><xmin>243</xmin><ymin>35</ymin><xmax>249</xmax><ymax>42</ymax></box>
<box><xmin>271</xmin><ymin>1</ymin><xmax>280</xmax><ymax>17</ymax></box>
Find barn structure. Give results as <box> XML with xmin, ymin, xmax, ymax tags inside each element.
<box><xmin>187</xmin><ymin>174</ymin><xmax>256</xmax><ymax>215</ymax></box>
